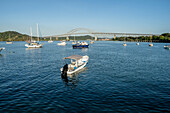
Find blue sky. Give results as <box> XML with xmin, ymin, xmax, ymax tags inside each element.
<box><xmin>0</xmin><ymin>0</ymin><xmax>170</xmax><ymax>36</ymax></box>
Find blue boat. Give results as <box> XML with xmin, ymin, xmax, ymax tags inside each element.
<box><xmin>164</xmin><ymin>45</ymin><xmax>170</xmax><ymax>50</ymax></box>
<box><xmin>72</xmin><ymin>42</ymin><xmax>89</xmax><ymax>49</ymax></box>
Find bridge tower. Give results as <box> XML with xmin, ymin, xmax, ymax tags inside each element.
<box><xmin>66</xmin><ymin>36</ymin><xmax>69</xmax><ymax>41</ymax></box>
<box><xmin>95</xmin><ymin>36</ymin><xmax>97</xmax><ymax>41</ymax></box>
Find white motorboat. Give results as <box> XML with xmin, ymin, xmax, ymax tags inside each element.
<box><xmin>72</xmin><ymin>41</ymin><xmax>76</xmax><ymax>44</ymax></box>
<box><xmin>123</xmin><ymin>43</ymin><xmax>127</xmax><ymax>46</ymax></box>
<box><xmin>61</xmin><ymin>55</ymin><xmax>89</xmax><ymax>75</ymax></box>
<box><xmin>6</xmin><ymin>41</ymin><xmax>13</xmax><ymax>44</ymax></box>
<box><xmin>90</xmin><ymin>41</ymin><xmax>94</xmax><ymax>44</ymax></box>
<box><xmin>57</xmin><ymin>41</ymin><xmax>66</xmax><ymax>46</ymax></box>
<box><xmin>149</xmin><ymin>43</ymin><xmax>153</xmax><ymax>47</ymax></box>
<box><xmin>48</xmin><ymin>37</ymin><xmax>53</xmax><ymax>43</ymax></box>
<box><xmin>136</xmin><ymin>42</ymin><xmax>139</xmax><ymax>45</ymax></box>
<box><xmin>25</xmin><ymin>24</ymin><xmax>43</xmax><ymax>48</ymax></box>
<box><xmin>0</xmin><ymin>47</ymin><xmax>5</xmax><ymax>53</ymax></box>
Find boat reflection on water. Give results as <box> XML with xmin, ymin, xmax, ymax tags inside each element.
<box><xmin>81</xmin><ymin>48</ymin><xmax>88</xmax><ymax>52</ymax></box>
<box><xmin>26</xmin><ymin>48</ymin><xmax>41</xmax><ymax>50</ymax></box>
<box><xmin>61</xmin><ymin>67</ymin><xmax>88</xmax><ymax>88</ymax></box>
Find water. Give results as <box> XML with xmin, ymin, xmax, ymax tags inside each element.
<box><xmin>0</xmin><ymin>41</ymin><xmax>169</xmax><ymax>112</ymax></box>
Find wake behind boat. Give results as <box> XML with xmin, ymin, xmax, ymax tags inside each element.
<box><xmin>61</xmin><ymin>55</ymin><xmax>89</xmax><ymax>75</ymax></box>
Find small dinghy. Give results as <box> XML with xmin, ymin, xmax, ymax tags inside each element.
<box><xmin>61</xmin><ymin>55</ymin><xmax>89</xmax><ymax>75</ymax></box>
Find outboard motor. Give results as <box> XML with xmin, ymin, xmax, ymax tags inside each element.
<box><xmin>61</xmin><ymin>63</ymin><xmax>68</xmax><ymax>78</ymax></box>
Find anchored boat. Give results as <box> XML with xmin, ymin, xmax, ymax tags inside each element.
<box><xmin>25</xmin><ymin>24</ymin><xmax>43</xmax><ymax>48</ymax></box>
<box><xmin>123</xmin><ymin>43</ymin><xmax>127</xmax><ymax>46</ymax></box>
<box><xmin>57</xmin><ymin>41</ymin><xmax>66</xmax><ymax>46</ymax></box>
<box><xmin>61</xmin><ymin>55</ymin><xmax>89</xmax><ymax>75</ymax></box>
<box><xmin>0</xmin><ymin>47</ymin><xmax>5</xmax><ymax>53</ymax></box>
<box><xmin>90</xmin><ymin>41</ymin><xmax>94</xmax><ymax>44</ymax></box>
<box><xmin>48</xmin><ymin>37</ymin><xmax>53</xmax><ymax>43</ymax></box>
<box><xmin>6</xmin><ymin>34</ymin><xmax>13</xmax><ymax>44</ymax></box>
<box><xmin>164</xmin><ymin>45</ymin><xmax>170</xmax><ymax>50</ymax></box>
<box><xmin>149</xmin><ymin>43</ymin><xmax>153</xmax><ymax>47</ymax></box>
<box><xmin>72</xmin><ymin>41</ymin><xmax>89</xmax><ymax>49</ymax></box>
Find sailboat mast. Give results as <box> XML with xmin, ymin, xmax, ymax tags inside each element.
<box><xmin>37</xmin><ymin>24</ymin><xmax>39</xmax><ymax>42</ymax></box>
<box><xmin>30</xmin><ymin>27</ymin><xmax>32</xmax><ymax>41</ymax></box>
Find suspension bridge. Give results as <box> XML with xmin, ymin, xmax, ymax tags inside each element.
<box><xmin>46</xmin><ymin>28</ymin><xmax>154</xmax><ymax>41</ymax></box>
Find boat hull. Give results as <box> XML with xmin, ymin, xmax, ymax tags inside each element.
<box><xmin>57</xmin><ymin>43</ymin><xmax>66</xmax><ymax>46</ymax></box>
<box><xmin>67</xmin><ymin>61</ymin><xmax>88</xmax><ymax>74</ymax></box>
<box><xmin>149</xmin><ymin>44</ymin><xmax>153</xmax><ymax>47</ymax></box>
<box><xmin>61</xmin><ymin>55</ymin><xmax>89</xmax><ymax>74</ymax></box>
<box><xmin>48</xmin><ymin>41</ymin><xmax>53</xmax><ymax>43</ymax></box>
<box><xmin>6</xmin><ymin>42</ymin><xmax>13</xmax><ymax>44</ymax></box>
<box><xmin>25</xmin><ymin>44</ymin><xmax>43</xmax><ymax>48</ymax></box>
<box><xmin>57</xmin><ymin>42</ymin><xmax>66</xmax><ymax>46</ymax></box>
<box><xmin>72</xmin><ymin>44</ymin><xmax>89</xmax><ymax>49</ymax></box>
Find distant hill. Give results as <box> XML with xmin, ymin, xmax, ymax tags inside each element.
<box><xmin>0</xmin><ymin>31</ymin><xmax>30</xmax><ymax>41</ymax></box>
<box><xmin>0</xmin><ymin>31</ymin><xmax>95</xmax><ymax>41</ymax></box>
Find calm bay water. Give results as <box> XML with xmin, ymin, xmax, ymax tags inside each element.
<box><xmin>0</xmin><ymin>41</ymin><xmax>169</xmax><ymax>112</ymax></box>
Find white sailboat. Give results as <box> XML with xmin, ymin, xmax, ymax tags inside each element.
<box><xmin>57</xmin><ymin>41</ymin><xmax>66</xmax><ymax>46</ymax></box>
<box><xmin>72</xmin><ymin>35</ymin><xmax>76</xmax><ymax>44</ymax></box>
<box><xmin>136</xmin><ymin>37</ymin><xmax>139</xmax><ymax>45</ymax></box>
<box><xmin>25</xmin><ymin>24</ymin><xmax>43</xmax><ymax>48</ymax></box>
<box><xmin>149</xmin><ymin>36</ymin><xmax>153</xmax><ymax>47</ymax></box>
<box><xmin>6</xmin><ymin>34</ymin><xmax>13</xmax><ymax>44</ymax></box>
<box><xmin>48</xmin><ymin>37</ymin><xmax>53</xmax><ymax>43</ymax></box>
<box><xmin>123</xmin><ymin>37</ymin><xmax>127</xmax><ymax>46</ymax></box>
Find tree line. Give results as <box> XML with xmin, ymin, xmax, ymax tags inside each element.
<box><xmin>112</xmin><ymin>33</ymin><xmax>170</xmax><ymax>43</ymax></box>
